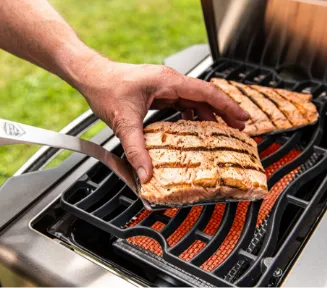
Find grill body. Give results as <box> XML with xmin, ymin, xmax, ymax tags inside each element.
<box><xmin>59</xmin><ymin>57</ymin><xmax>327</xmax><ymax>287</ymax></box>
<box><xmin>1</xmin><ymin>1</ymin><xmax>327</xmax><ymax>287</ymax></box>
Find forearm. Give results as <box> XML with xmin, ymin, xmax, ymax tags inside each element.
<box><xmin>0</xmin><ymin>0</ymin><xmax>249</xmax><ymax>184</ymax></box>
<box><xmin>0</xmin><ymin>0</ymin><xmax>99</xmax><ymax>88</ymax></box>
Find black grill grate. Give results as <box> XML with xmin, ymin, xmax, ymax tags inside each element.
<box><xmin>61</xmin><ymin>58</ymin><xmax>327</xmax><ymax>287</ymax></box>
<box><xmin>225</xmin><ymin>152</ymin><xmax>322</xmax><ymax>284</ymax></box>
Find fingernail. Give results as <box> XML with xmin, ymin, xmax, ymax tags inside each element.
<box><xmin>242</xmin><ymin>111</ymin><xmax>250</xmax><ymax>120</ymax></box>
<box><xmin>137</xmin><ymin>167</ymin><xmax>147</xmax><ymax>183</ymax></box>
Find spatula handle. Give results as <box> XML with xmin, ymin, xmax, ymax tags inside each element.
<box><xmin>0</xmin><ymin>118</ymin><xmax>137</xmax><ymax>192</ymax></box>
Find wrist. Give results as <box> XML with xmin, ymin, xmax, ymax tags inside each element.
<box><xmin>54</xmin><ymin>41</ymin><xmax>111</xmax><ymax>93</ymax></box>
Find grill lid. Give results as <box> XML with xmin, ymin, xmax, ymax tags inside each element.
<box><xmin>201</xmin><ymin>0</ymin><xmax>327</xmax><ymax>81</ymax></box>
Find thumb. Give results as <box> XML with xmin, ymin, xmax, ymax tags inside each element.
<box><xmin>113</xmin><ymin>115</ymin><xmax>153</xmax><ymax>184</ymax></box>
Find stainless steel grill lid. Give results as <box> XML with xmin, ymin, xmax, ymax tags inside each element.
<box><xmin>201</xmin><ymin>0</ymin><xmax>327</xmax><ymax>81</ymax></box>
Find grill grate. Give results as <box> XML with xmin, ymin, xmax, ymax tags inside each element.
<box><xmin>61</xmin><ymin>58</ymin><xmax>327</xmax><ymax>286</ymax></box>
<box><xmin>225</xmin><ymin>152</ymin><xmax>321</xmax><ymax>283</ymax></box>
<box><xmin>114</xmin><ymin>142</ymin><xmax>311</xmax><ymax>281</ymax></box>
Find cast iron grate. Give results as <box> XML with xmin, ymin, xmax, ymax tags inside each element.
<box><xmin>114</xmin><ymin>150</ymin><xmax>324</xmax><ymax>286</ymax></box>
<box><xmin>61</xmin><ymin>58</ymin><xmax>327</xmax><ymax>287</ymax></box>
<box><xmin>224</xmin><ymin>152</ymin><xmax>322</xmax><ymax>284</ymax></box>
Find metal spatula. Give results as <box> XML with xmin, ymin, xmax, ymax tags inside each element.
<box><xmin>0</xmin><ymin>118</ymin><xmax>139</xmax><ymax>197</ymax></box>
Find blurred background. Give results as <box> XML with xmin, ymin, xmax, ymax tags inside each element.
<box><xmin>0</xmin><ymin>0</ymin><xmax>207</xmax><ymax>186</ymax></box>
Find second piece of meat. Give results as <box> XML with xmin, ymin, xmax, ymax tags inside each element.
<box><xmin>211</xmin><ymin>78</ymin><xmax>318</xmax><ymax>136</ymax></box>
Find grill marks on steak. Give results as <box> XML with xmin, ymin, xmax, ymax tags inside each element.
<box><xmin>231</xmin><ymin>81</ymin><xmax>292</xmax><ymax>129</ymax></box>
<box><xmin>210</xmin><ymin>78</ymin><xmax>274</xmax><ymax>136</ymax></box>
<box><xmin>211</xmin><ymin>78</ymin><xmax>318</xmax><ymax>136</ymax></box>
<box><xmin>149</xmin><ymin>150</ymin><xmax>265</xmax><ymax>173</ymax></box>
<box><xmin>141</xmin><ymin>120</ymin><xmax>267</xmax><ymax>205</ymax></box>
<box><xmin>251</xmin><ymin>85</ymin><xmax>308</xmax><ymax>126</ymax></box>
<box><xmin>273</xmin><ymin>88</ymin><xmax>318</xmax><ymax>123</ymax></box>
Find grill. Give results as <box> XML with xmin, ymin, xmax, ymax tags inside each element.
<box><xmin>49</xmin><ymin>58</ymin><xmax>327</xmax><ymax>287</ymax></box>
<box><xmin>4</xmin><ymin>0</ymin><xmax>327</xmax><ymax>286</ymax></box>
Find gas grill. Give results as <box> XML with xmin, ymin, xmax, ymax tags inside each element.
<box><xmin>1</xmin><ymin>0</ymin><xmax>327</xmax><ymax>287</ymax></box>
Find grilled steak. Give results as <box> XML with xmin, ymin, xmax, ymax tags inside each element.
<box><xmin>211</xmin><ymin>78</ymin><xmax>318</xmax><ymax>136</ymax></box>
<box><xmin>140</xmin><ymin>120</ymin><xmax>268</xmax><ymax>205</ymax></box>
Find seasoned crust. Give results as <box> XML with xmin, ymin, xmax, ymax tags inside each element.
<box><xmin>211</xmin><ymin>78</ymin><xmax>318</xmax><ymax>136</ymax></box>
<box><xmin>140</xmin><ymin>120</ymin><xmax>267</xmax><ymax>205</ymax></box>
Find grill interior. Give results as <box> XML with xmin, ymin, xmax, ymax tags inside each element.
<box><xmin>33</xmin><ymin>58</ymin><xmax>327</xmax><ymax>287</ymax></box>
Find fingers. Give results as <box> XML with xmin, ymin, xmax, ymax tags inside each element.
<box><xmin>112</xmin><ymin>113</ymin><xmax>153</xmax><ymax>184</ymax></box>
<box><xmin>181</xmin><ymin>109</ymin><xmax>194</xmax><ymax>120</ymax></box>
<box><xmin>176</xmin><ymin>99</ymin><xmax>217</xmax><ymax>122</ymax></box>
<box><xmin>223</xmin><ymin>114</ymin><xmax>246</xmax><ymax>130</ymax></box>
<box><xmin>195</xmin><ymin>104</ymin><xmax>217</xmax><ymax>121</ymax></box>
<box><xmin>150</xmin><ymin>99</ymin><xmax>176</xmax><ymax>110</ymax></box>
<box><xmin>173</xmin><ymin>76</ymin><xmax>250</xmax><ymax>125</ymax></box>
<box><xmin>152</xmin><ymin>98</ymin><xmax>219</xmax><ymax>122</ymax></box>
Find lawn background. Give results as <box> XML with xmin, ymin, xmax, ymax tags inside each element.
<box><xmin>0</xmin><ymin>0</ymin><xmax>207</xmax><ymax>185</ymax></box>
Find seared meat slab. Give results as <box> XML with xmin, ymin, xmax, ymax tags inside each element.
<box><xmin>140</xmin><ymin>120</ymin><xmax>268</xmax><ymax>205</ymax></box>
<box><xmin>211</xmin><ymin>78</ymin><xmax>318</xmax><ymax>136</ymax></box>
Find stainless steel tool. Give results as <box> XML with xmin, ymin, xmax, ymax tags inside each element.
<box><xmin>0</xmin><ymin>118</ymin><xmax>138</xmax><ymax>194</ymax></box>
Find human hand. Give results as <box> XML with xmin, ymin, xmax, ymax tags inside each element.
<box><xmin>73</xmin><ymin>57</ymin><xmax>249</xmax><ymax>183</ymax></box>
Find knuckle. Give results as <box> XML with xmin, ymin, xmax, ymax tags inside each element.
<box><xmin>160</xmin><ymin>65</ymin><xmax>179</xmax><ymax>78</ymax></box>
<box><xmin>207</xmin><ymin>82</ymin><xmax>218</xmax><ymax>91</ymax></box>
<box><xmin>205</xmin><ymin>82</ymin><xmax>219</xmax><ymax>97</ymax></box>
<box><xmin>219</xmin><ymin>103</ymin><xmax>230</xmax><ymax>116</ymax></box>
<box><xmin>158</xmin><ymin>66</ymin><xmax>187</xmax><ymax>95</ymax></box>
<box><xmin>203</xmin><ymin>80</ymin><xmax>215</xmax><ymax>89</ymax></box>
<box><xmin>223</xmin><ymin>98</ymin><xmax>238</xmax><ymax>112</ymax></box>
<box><xmin>125</xmin><ymin>145</ymin><xmax>141</xmax><ymax>164</ymax></box>
<box><xmin>178</xmin><ymin>75</ymin><xmax>187</xmax><ymax>87</ymax></box>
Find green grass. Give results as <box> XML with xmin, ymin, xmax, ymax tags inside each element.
<box><xmin>0</xmin><ymin>0</ymin><xmax>207</xmax><ymax>185</ymax></box>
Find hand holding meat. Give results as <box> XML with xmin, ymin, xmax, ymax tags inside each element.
<box><xmin>0</xmin><ymin>0</ymin><xmax>249</xmax><ymax>184</ymax></box>
<box><xmin>72</xmin><ymin>59</ymin><xmax>249</xmax><ymax>183</ymax></box>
